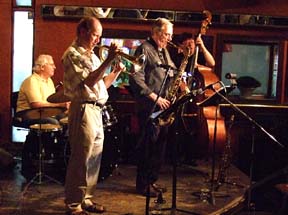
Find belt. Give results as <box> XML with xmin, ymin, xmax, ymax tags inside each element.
<box><xmin>83</xmin><ymin>101</ymin><xmax>104</xmax><ymax>108</ymax></box>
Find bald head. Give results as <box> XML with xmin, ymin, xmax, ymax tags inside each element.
<box><xmin>76</xmin><ymin>17</ymin><xmax>103</xmax><ymax>51</ymax></box>
<box><xmin>77</xmin><ymin>17</ymin><xmax>101</xmax><ymax>37</ymax></box>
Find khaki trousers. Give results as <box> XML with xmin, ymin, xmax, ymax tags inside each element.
<box><xmin>65</xmin><ymin>102</ymin><xmax>104</xmax><ymax>207</ymax></box>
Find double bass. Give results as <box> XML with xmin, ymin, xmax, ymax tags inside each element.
<box><xmin>180</xmin><ymin>11</ymin><xmax>226</xmax><ymax>158</ymax></box>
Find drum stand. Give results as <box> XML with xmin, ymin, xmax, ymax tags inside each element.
<box><xmin>22</xmin><ymin>122</ymin><xmax>62</xmax><ymax>196</ymax></box>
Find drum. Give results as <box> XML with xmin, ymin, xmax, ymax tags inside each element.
<box><xmin>22</xmin><ymin>123</ymin><xmax>64</xmax><ymax>171</ymax></box>
<box><xmin>102</xmin><ymin>104</ymin><xmax>118</xmax><ymax>129</ymax></box>
<box><xmin>56</xmin><ymin>125</ymin><xmax>121</xmax><ymax>182</ymax></box>
<box><xmin>98</xmin><ymin>128</ymin><xmax>121</xmax><ymax>181</ymax></box>
<box><xmin>29</xmin><ymin>123</ymin><xmax>62</xmax><ymax>132</ymax></box>
<box><xmin>60</xmin><ymin>117</ymin><xmax>69</xmax><ymax>137</ymax></box>
<box><xmin>59</xmin><ymin>117</ymin><xmax>68</xmax><ymax>125</ymax></box>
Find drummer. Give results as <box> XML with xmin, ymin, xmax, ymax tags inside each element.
<box><xmin>16</xmin><ymin>54</ymin><xmax>69</xmax><ymax>128</ymax></box>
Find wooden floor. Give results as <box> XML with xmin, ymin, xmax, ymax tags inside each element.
<box><xmin>0</xmin><ymin>153</ymin><xmax>254</xmax><ymax>215</ymax></box>
<box><xmin>1</xmin><ymin>138</ymin><xmax>286</xmax><ymax>215</ymax></box>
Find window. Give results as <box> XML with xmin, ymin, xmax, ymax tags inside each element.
<box><xmin>12</xmin><ymin>11</ymin><xmax>34</xmax><ymax>142</ymax></box>
<box><xmin>15</xmin><ymin>0</ymin><xmax>32</xmax><ymax>7</ymax></box>
<box><xmin>219</xmin><ymin>37</ymin><xmax>279</xmax><ymax>99</ymax></box>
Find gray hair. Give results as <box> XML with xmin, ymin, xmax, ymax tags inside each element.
<box><xmin>151</xmin><ymin>18</ymin><xmax>173</xmax><ymax>34</ymax></box>
<box><xmin>32</xmin><ymin>54</ymin><xmax>53</xmax><ymax>72</ymax></box>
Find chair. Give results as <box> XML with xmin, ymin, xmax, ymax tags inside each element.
<box><xmin>11</xmin><ymin>91</ymin><xmax>28</xmax><ymax>129</ymax></box>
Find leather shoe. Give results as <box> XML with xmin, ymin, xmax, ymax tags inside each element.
<box><xmin>65</xmin><ymin>210</ymin><xmax>89</xmax><ymax>215</ymax></box>
<box><xmin>137</xmin><ymin>185</ymin><xmax>159</xmax><ymax>197</ymax></box>
<box><xmin>81</xmin><ymin>200</ymin><xmax>106</xmax><ymax>214</ymax></box>
<box><xmin>151</xmin><ymin>183</ymin><xmax>167</xmax><ymax>193</ymax></box>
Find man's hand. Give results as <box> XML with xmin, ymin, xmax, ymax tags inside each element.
<box><xmin>149</xmin><ymin>92</ymin><xmax>171</xmax><ymax>110</ymax></box>
<box><xmin>106</xmin><ymin>42</ymin><xmax>120</xmax><ymax>62</ymax></box>
<box><xmin>156</xmin><ymin>97</ymin><xmax>171</xmax><ymax>110</ymax></box>
<box><xmin>113</xmin><ymin>61</ymin><xmax>126</xmax><ymax>73</ymax></box>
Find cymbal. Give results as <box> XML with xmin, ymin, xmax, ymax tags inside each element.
<box><xmin>16</xmin><ymin>107</ymin><xmax>66</xmax><ymax>120</ymax></box>
<box><xmin>47</xmin><ymin>89</ymin><xmax>70</xmax><ymax>103</ymax></box>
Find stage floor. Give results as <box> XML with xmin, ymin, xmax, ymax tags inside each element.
<box><xmin>0</xmin><ymin>157</ymin><xmax>254</xmax><ymax>215</ymax></box>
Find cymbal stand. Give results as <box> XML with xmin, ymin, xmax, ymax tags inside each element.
<box><xmin>22</xmin><ymin>109</ymin><xmax>61</xmax><ymax>195</ymax></box>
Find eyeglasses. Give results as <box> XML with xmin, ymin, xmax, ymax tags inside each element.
<box><xmin>46</xmin><ymin>63</ymin><xmax>55</xmax><ymax>66</ymax></box>
<box><xmin>162</xmin><ymin>32</ymin><xmax>173</xmax><ymax>39</ymax></box>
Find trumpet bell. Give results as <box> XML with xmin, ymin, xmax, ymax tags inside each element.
<box><xmin>132</xmin><ymin>54</ymin><xmax>145</xmax><ymax>73</ymax></box>
<box><xmin>97</xmin><ymin>45</ymin><xmax>145</xmax><ymax>75</ymax></box>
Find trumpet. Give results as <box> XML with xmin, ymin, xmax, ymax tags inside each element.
<box><xmin>97</xmin><ymin>45</ymin><xmax>145</xmax><ymax>74</ymax></box>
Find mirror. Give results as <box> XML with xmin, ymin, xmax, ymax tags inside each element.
<box><xmin>41</xmin><ymin>5</ymin><xmax>288</xmax><ymax>27</ymax></box>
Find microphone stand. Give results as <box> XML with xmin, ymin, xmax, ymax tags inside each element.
<box><xmin>210</xmin><ymin>84</ymin><xmax>284</xmax><ymax>211</ymax></box>
<box><xmin>213</xmin><ymin>85</ymin><xmax>284</xmax><ymax>149</ymax></box>
<box><xmin>140</xmin><ymin>67</ymin><xmax>171</xmax><ymax>215</ymax></box>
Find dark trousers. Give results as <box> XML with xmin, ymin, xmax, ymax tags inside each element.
<box><xmin>136</xmin><ymin>111</ymin><xmax>168</xmax><ymax>190</ymax></box>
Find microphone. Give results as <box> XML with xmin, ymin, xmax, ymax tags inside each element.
<box><xmin>225</xmin><ymin>73</ymin><xmax>237</xmax><ymax>79</ymax></box>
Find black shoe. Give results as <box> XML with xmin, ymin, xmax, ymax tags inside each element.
<box><xmin>137</xmin><ymin>185</ymin><xmax>159</xmax><ymax>197</ymax></box>
<box><xmin>151</xmin><ymin>183</ymin><xmax>167</xmax><ymax>193</ymax></box>
<box><xmin>65</xmin><ymin>210</ymin><xmax>89</xmax><ymax>215</ymax></box>
<box><xmin>81</xmin><ymin>201</ymin><xmax>106</xmax><ymax>214</ymax></box>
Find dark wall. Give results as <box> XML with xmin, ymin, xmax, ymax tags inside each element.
<box><xmin>0</xmin><ymin>1</ymin><xmax>12</xmax><ymax>145</ymax></box>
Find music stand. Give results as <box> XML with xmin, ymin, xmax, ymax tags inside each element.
<box><xmin>143</xmin><ymin>67</ymin><xmax>197</xmax><ymax>214</ymax></box>
<box><xmin>20</xmin><ymin>107</ymin><xmax>63</xmax><ymax>196</ymax></box>
<box><xmin>152</xmin><ymin>92</ymin><xmax>199</xmax><ymax>215</ymax></box>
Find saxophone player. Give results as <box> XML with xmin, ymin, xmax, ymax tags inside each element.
<box><xmin>129</xmin><ymin>18</ymin><xmax>176</xmax><ymax>197</ymax></box>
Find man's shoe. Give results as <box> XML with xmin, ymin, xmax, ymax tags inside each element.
<box><xmin>137</xmin><ymin>185</ymin><xmax>159</xmax><ymax>197</ymax></box>
<box><xmin>65</xmin><ymin>210</ymin><xmax>89</xmax><ymax>215</ymax></box>
<box><xmin>81</xmin><ymin>201</ymin><xmax>106</xmax><ymax>214</ymax></box>
<box><xmin>151</xmin><ymin>183</ymin><xmax>167</xmax><ymax>193</ymax></box>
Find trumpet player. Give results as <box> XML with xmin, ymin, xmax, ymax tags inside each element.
<box><xmin>129</xmin><ymin>18</ymin><xmax>176</xmax><ymax>197</ymax></box>
<box><xmin>62</xmin><ymin>16</ymin><xmax>125</xmax><ymax>215</ymax></box>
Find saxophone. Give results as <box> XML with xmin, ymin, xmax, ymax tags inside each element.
<box><xmin>156</xmin><ymin>44</ymin><xmax>191</xmax><ymax>126</ymax></box>
<box><xmin>215</xmin><ymin>115</ymin><xmax>234</xmax><ymax>191</ymax></box>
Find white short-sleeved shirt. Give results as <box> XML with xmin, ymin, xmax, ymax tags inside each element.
<box><xmin>62</xmin><ymin>42</ymin><xmax>108</xmax><ymax>104</ymax></box>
